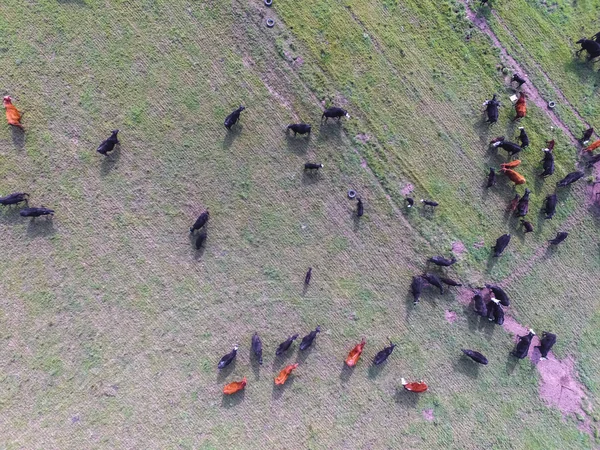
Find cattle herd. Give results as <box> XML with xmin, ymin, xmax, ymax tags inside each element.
<box><xmin>2</xmin><ymin>25</ymin><xmax>599</xmax><ymax>399</ymax></box>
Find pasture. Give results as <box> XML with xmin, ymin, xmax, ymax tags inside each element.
<box><xmin>1</xmin><ymin>0</ymin><xmax>600</xmax><ymax>448</ymax></box>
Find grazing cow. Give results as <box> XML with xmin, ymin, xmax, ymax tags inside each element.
<box><xmin>557</xmin><ymin>171</ymin><xmax>584</xmax><ymax>187</ymax></box>
<box><xmin>96</xmin><ymin>130</ymin><xmax>119</xmax><ymax>155</ymax></box>
<box><xmin>428</xmin><ymin>256</ymin><xmax>457</xmax><ymax>267</ymax></box>
<box><xmin>501</xmin><ymin>160</ymin><xmax>521</xmax><ymax>169</ymax></box>
<box><xmin>223</xmin><ymin>377</ymin><xmax>247</xmax><ymax>395</ymax></box>
<box><xmin>548</xmin><ymin>231</ymin><xmax>568</xmax><ymax>245</ymax></box>
<box><xmin>544</xmin><ymin>194</ymin><xmax>557</xmax><ymax>219</ymax></box>
<box><xmin>487</xmin><ymin>168</ymin><xmax>496</xmax><ymax>188</ymax></box>
<box><xmin>491</xmin><ymin>137</ymin><xmax>522</xmax><ymax>157</ymax></box>
<box><xmin>217</xmin><ymin>345</ymin><xmax>238</xmax><ymax>369</ymax></box>
<box><xmin>411</xmin><ymin>276</ymin><xmax>424</xmax><ymax>305</ymax></box>
<box><xmin>0</xmin><ymin>192</ymin><xmax>29</xmax><ymax>207</ymax></box>
<box><xmin>545</xmin><ymin>139</ymin><xmax>555</xmax><ymax>152</ymax></box>
<box><xmin>580</xmin><ymin>127</ymin><xmax>594</xmax><ymax>144</ymax></box>
<box><xmin>484</xmin><ymin>94</ymin><xmax>500</xmax><ymax>124</ymax></box>
<box><xmin>576</xmin><ymin>39</ymin><xmax>600</xmax><ymax>60</ymax></box>
<box><xmin>345</xmin><ymin>338</ymin><xmax>366</xmax><ymax>367</ymax></box>
<box><xmin>321</xmin><ymin>107</ymin><xmax>349</xmax><ymax>122</ymax></box>
<box><xmin>20</xmin><ymin>207</ymin><xmax>54</xmax><ymax>219</ymax></box>
<box><xmin>516</xmin><ymin>188</ymin><xmax>530</xmax><ymax>217</ymax></box>
<box><xmin>511</xmin><ymin>329</ymin><xmax>535</xmax><ymax>359</ymax></box>
<box><xmin>275</xmin><ymin>334</ymin><xmax>299</xmax><ymax>356</ymax></box>
<box><xmin>461</xmin><ymin>349</ymin><xmax>488</xmax><ymax>365</ymax></box>
<box><xmin>421</xmin><ymin>199</ymin><xmax>438</xmax><ymax>207</ymax></box>
<box><xmin>485</xmin><ymin>284</ymin><xmax>510</xmax><ymax>307</ymax></box>
<box><xmin>587</xmin><ymin>153</ymin><xmax>600</xmax><ymax>168</ymax></box>
<box><xmin>356</xmin><ymin>197</ymin><xmax>364</xmax><ymax>217</ymax></box>
<box><xmin>518</xmin><ymin>127</ymin><xmax>529</xmax><ymax>148</ymax></box>
<box><xmin>492</xmin><ymin>234</ymin><xmax>511</xmax><ymax>257</ymax></box>
<box><xmin>535</xmin><ymin>331</ymin><xmax>557</xmax><ymax>359</ymax></box>
<box><xmin>3</xmin><ymin>96</ymin><xmax>24</xmax><ymax>130</ymax></box>
<box><xmin>401</xmin><ymin>378</ymin><xmax>428</xmax><ymax>393</ymax></box>
<box><xmin>521</xmin><ymin>219</ymin><xmax>534</xmax><ymax>233</ymax></box>
<box><xmin>502</xmin><ymin>168</ymin><xmax>526</xmax><ymax>185</ymax></box>
<box><xmin>274</xmin><ymin>363</ymin><xmax>299</xmax><ymax>385</ymax></box>
<box><xmin>252</xmin><ymin>332</ymin><xmax>263</xmax><ymax>365</ymax></box>
<box><xmin>440</xmin><ymin>277</ymin><xmax>462</xmax><ymax>287</ymax></box>
<box><xmin>224</xmin><ymin>106</ymin><xmax>245</xmax><ymax>130</ymax></box>
<box><xmin>406</xmin><ymin>197</ymin><xmax>415</xmax><ymax>208</ymax></box>
<box><xmin>473</xmin><ymin>292</ymin><xmax>488</xmax><ymax>317</ymax></box>
<box><xmin>513</xmin><ymin>93</ymin><xmax>527</xmax><ymax>121</ymax></box>
<box><xmin>540</xmin><ymin>150</ymin><xmax>555</xmax><ymax>177</ymax></box>
<box><xmin>190</xmin><ymin>210</ymin><xmax>209</xmax><ymax>233</ymax></box>
<box><xmin>304</xmin><ymin>267</ymin><xmax>312</xmax><ymax>285</ymax></box>
<box><xmin>287</xmin><ymin>123</ymin><xmax>311</xmax><ymax>137</ymax></box>
<box><xmin>373</xmin><ymin>341</ymin><xmax>396</xmax><ymax>365</ymax></box>
<box><xmin>299</xmin><ymin>326</ymin><xmax>321</xmax><ymax>351</ymax></box>
<box><xmin>512</xmin><ymin>73</ymin><xmax>527</xmax><ymax>88</ymax></box>
<box><xmin>422</xmin><ymin>272</ymin><xmax>444</xmax><ymax>294</ymax></box>
<box><xmin>195</xmin><ymin>230</ymin><xmax>207</xmax><ymax>249</ymax></box>
<box><xmin>508</xmin><ymin>193</ymin><xmax>520</xmax><ymax>212</ymax></box>
<box><xmin>487</xmin><ymin>298</ymin><xmax>505</xmax><ymax>325</ymax></box>
<box><xmin>304</xmin><ymin>162</ymin><xmax>323</xmax><ymax>171</ymax></box>
<box><xmin>584</xmin><ymin>140</ymin><xmax>600</xmax><ymax>153</ymax></box>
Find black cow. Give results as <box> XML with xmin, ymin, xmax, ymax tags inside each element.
<box><xmin>576</xmin><ymin>39</ymin><xmax>600</xmax><ymax>61</ymax></box>
<box><xmin>557</xmin><ymin>171</ymin><xmax>584</xmax><ymax>187</ymax></box>
<box><xmin>19</xmin><ymin>207</ymin><xmax>54</xmax><ymax>219</ymax></box>
<box><xmin>287</xmin><ymin>123</ymin><xmax>311</xmax><ymax>137</ymax></box>
<box><xmin>587</xmin><ymin>153</ymin><xmax>600</xmax><ymax>168</ymax></box>
<box><xmin>356</xmin><ymin>198</ymin><xmax>364</xmax><ymax>217</ymax></box>
<box><xmin>321</xmin><ymin>107</ymin><xmax>349</xmax><ymax>122</ymax></box>
<box><xmin>473</xmin><ymin>292</ymin><xmax>487</xmax><ymax>317</ymax></box>
<box><xmin>299</xmin><ymin>326</ymin><xmax>321</xmax><ymax>350</ymax></box>
<box><xmin>491</xmin><ymin>137</ymin><xmax>522</xmax><ymax>157</ymax></box>
<box><xmin>487</xmin><ymin>167</ymin><xmax>496</xmax><ymax>188</ymax></box>
<box><xmin>305</xmin><ymin>267</ymin><xmax>312</xmax><ymax>285</ymax></box>
<box><xmin>593</xmin><ymin>32</ymin><xmax>600</xmax><ymax>42</ymax></box>
<box><xmin>440</xmin><ymin>277</ymin><xmax>462</xmax><ymax>287</ymax></box>
<box><xmin>195</xmin><ymin>230</ymin><xmax>207</xmax><ymax>249</ymax></box>
<box><xmin>512</xmin><ymin>74</ymin><xmax>527</xmax><ymax>88</ymax></box>
<box><xmin>406</xmin><ymin>197</ymin><xmax>415</xmax><ymax>208</ymax></box>
<box><xmin>511</xmin><ymin>329</ymin><xmax>535</xmax><ymax>359</ymax></box>
<box><xmin>484</xmin><ymin>94</ymin><xmax>500</xmax><ymax>124</ymax></box>
<box><xmin>275</xmin><ymin>334</ymin><xmax>298</xmax><ymax>356</ymax></box>
<box><xmin>411</xmin><ymin>276</ymin><xmax>424</xmax><ymax>305</ymax></box>
<box><xmin>461</xmin><ymin>349</ymin><xmax>488</xmax><ymax>365</ymax></box>
<box><xmin>422</xmin><ymin>273</ymin><xmax>444</xmax><ymax>294</ymax></box>
<box><xmin>190</xmin><ymin>210</ymin><xmax>209</xmax><ymax>233</ymax></box>
<box><xmin>428</xmin><ymin>256</ymin><xmax>457</xmax><ymax>266</ymax></box>
<box><xmin>0</xmin><ymin>192</ymin><xmax>29</xmax><ymax>207</ymax></box>
<box><xmin>492</xmin><ymin>234</ymin><xmax>511</xmax><ymax>257</ymax></box>
<box><xmin>521</xmin><ymin>219</ymin><xmax>534</xmax><ymax>233</ymax></box>
<box><xmin>516</xmin><ymin>188</ymin><xmax>530</xmax><ymax>217</ymax></box>
<box><xmin>97</xmin><ymin>130</ymin><xmax>119</xmax><ymax>156</ymax></box>
<box><xmin>224</xmin><ymin>106</ymin><xmax>245</xmax><ymax>130</ymax></box>
<box><xmin>544</xmin><ymin>194</ymin><xmax>557</xmax><ymax>219</ymax></box>
<box><xmin>487</xmin><ymin>299</ymin><xmax>504</xmax><ymax>325</ymax></box>
<box><xmin>373</xmin><ymin>342</ymin><xmax>396</xmax><ymax>365</ymax></box>
<box><xmin>252</xmin><ymin>332</ymin><xmax>263</xmax><ymax>365</ymax></box>
<box><xmin>535</xmin><ymin>331</ymin><xmax>557</xmax><ymax>359</ymax></box>
<box><xmin>421</xmin><ymin>199</ymin><xmax>438</xmax><ymax>207</ymax></box>
<box><xmin>548</xmin><ymin>231</ymin><xmax>568</xmax><ymax>245</ymax></box>
<box><xmin>485</xmin><ymin>284</ymin><xmax>510</xmax><ymax>307</ymax></box>
<box><xmin>540</xmin><ymin>150</ymin><xmax>555</xmax><ymax>177</ymax></box>
<box><xmin>217</xmin><ymin>345</ymin><xmax>238</xmax><ymax>369</ymax></box>
<box><xmin>304</xmin><ymin>162</ymin><xmax>323</xmax><ymax>171</ymax></box>
<box><xmin>580</xmin><ymin>127</ymin><xmax>595</xmax><ymax>144</ymax></box>
<box><xmin>517</xmin><ymin>127</ymin><xmax>529</xmax><ymax>148</ymax></box>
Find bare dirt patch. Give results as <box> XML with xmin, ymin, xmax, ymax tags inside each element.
<box><xmin>451</xmin><ymin>241</ymin><xmax>466</xmax><ymax>256</ymax></box>
<box><xmin>444</xmin><ymin>310</ymin><xmax>458</xmax><ymax>323</ymax></box>
<box><xmin>355</xmin><ymin>133</ymin><xmax>370</xmax><ymax>144</ymax></box>
<box><xmin>401</xmin><ymin>183</ymin><xmax>414</xmax><ymax>196</ymax></box>
<box><xmin>422</xmin><ymin>409</ymin><xmax>434</xmax><ymax>421</ymax></box>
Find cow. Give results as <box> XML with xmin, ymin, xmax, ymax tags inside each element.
<box><xmin>511</xmin><ymin>329</ymin><xmax>535</xmax><ymax>359</ymax></box>
<box><xmin>274</xmin><ymin>363</ymin><xmax>299</xmax><ymax>385</ymax></box>
<box><xmin>286</xmin><ymin>123</ymin><xmax>311</xmax><ymax>137</ymax></box>
<box><xmin>224</xmin><ymin>105</ymin><xmax>245</xmax><ymax>130</ymax></box>
<box><xmin>252</xmin><ymin>332</ymin><xmax>263</xmax><ymax>365</ymax></box>
<box><xmin>190</xmin><ymin>210</ymin><xmax>209</xmax><ymax>233</ymax></box>
<box><xmin>587</xmin><ymin>153</ymin><xmax>600</xmax><ymax>168</ymax></box>
<box><xmin>584</xmin><ymin>140</ymin><xmax>600</xmax><ymax>153</ymax></box>
<box><xmin>491</xmin><ymin>137</ymin><xmax>522</xmax><ymax>157</ymax></box>
<box><xmin>521</xmin><ymin>219</ymin><xmax>534</xmax><ymax>233</ymax></box>
<box><xmin>195</xmin><ymin>230</ymin><xmax>207</xmax><ymax>249</ymax></box>
<box><xmin>3</xmin><ymin>96</ymin><xmax>24</xmax><ymax>130</ymax></box>
<box><xmin>593</xmin><ymin>32</ymin><xmax>600</xmax><ymax>42</ymax></box>
<box><xmin>440</xmin><ymin>277</ymin><xmax>462</xmax><ymax>287</ymax></box>
<box><xmin>411</xmin><ymin>276</ymin><xmax>424</xmax><ymax>305</ymax></box>
<box><xmin>275</xmin><ymin>334</ymin><xmax>298</xmax><ymax>356</ymax></box>
<box><xmin>217</xmin><ymin>345</ymin><xmax>238</xmax><ymax>369</ymax></box>
<box><xmin>535</xmin><ymin>331</ymin><xmax>557</xmax><ymax>360</ymax></box>
<box><xmin>406</xmin><ymin>197</ymin><xmax>415</xmax><ymax>208</ymax></box>
<box><xmin>545</xmin><ymin>139</ymin><xmax>555</xmax><ymax>152</ymax></box>
<box><xmin>373</xmin><ymin>341</ymin><xmax>395</xmax><ymax>365</ymax></box>
<box><xmin>487</xmin><ymin>168</ymin><xmax>496</xmax><ymax>188</ymax></box>
<box><xmin>304</xmin><ymin>163</ymin><xmax>323</xmax><ymax>171</ymax></box>
<box><xmin>473</xmin><ymin>291</ymin><xmax>488</xmax><ymax>317</ymax></box>
<box><xmin>356</xmin><ymin>198</ymin><xmax>364</xmax><ymax>217</ymax></box>
<box><xmin>299</xmin><ymin>326</ymin><xmax>321</xmax><ymax>350</ymax></box>
<box><xmin>421</xmin><ymin>199</ymin><xmax>438</xmax><ymax>207</ymax></box>
<box><xmin>484</xmin><ymin>94</ymin><xmax>500</xmax><ymax>124</ymax></box>
<box><xmin>580</xmin><ymin>127</ymin><xmax>594</xmax><ymax>144</ymax></box>
<box><xmin>0</xmin><ymin>192</ymin><xmax>29</xmax><ymax>207</ymax></box>
<box><xmin>576</xmin><ymin>39</ymin><xmax>600</xmax><ymax>60</ymax></box>
<box><xmin>544</xmin><ymin>194</ymin><xmax>557</xmax><ymax>219</ymax></box>
<box><xmin>428</xmin><ymin>256</ymin><xmax>457</xmax><ymax>267</ymax></box>
<box><xmin>422</xmin><ymin>272</ymin><xmax>444</xmax><ymax>294</ymax></box>
<box><xmin>557</xmin><ymin>171</ymin><xmax>584</xmax><ymax>187</ymax></box>
<box><xmin>304</xmin><ymin>267</ymin><xmax>312</xmax><ymax>285</ymax></box>
<box><xmin>321</xmin><ymin>107</ymin><xmax>349</xmax><ymax>122</ymax></box>
<box><xmin>540</xmin><ymin>150</ymin><xmax>555</xmax><ymax>177</ymax></box>
<box><xmin>401</xmin><ymin>378</ymin><xmax>428</xmax><ymax>393</ymax></box>
<box><xmin>345</xmin><ymin>338</ymin><xmax>367</xmax><ymax>367</ymax></box>
<box><xmin>502</xmin><ymin>168</ymin><xmax>526</xmax><ymax>185</ymax></box>
<box><xmin>516</xmin><ymin>188</ymin><xmax>530</xmax><ymax>217</ymax></box>
<box><xmin>512</xmin><ymin>74</ymin><xmax>527</xmax><ymax>88</ymax></box>
<box><xmin>19</xmin><ymin>207</ymin><xmax>54</xmax><ymax>219</ymax></box>
<box><xmin>501</xmin><ymin>160</ymin><xmax>521</xmax><ymax>169</ymax></box>
<box><xmin>508</xmin><ymin>193</ymin><xmax>520</xmax><ymax>212</ymax></box>
<box><xmin>223</xmin><ymin>377</ymin><xmax>247</xmax><ymax>395</ymax></box>
<box><xmin>461</xmin><ymin>349</ymin><xmax>488</xmax><ymax>365</ymax></box>
<box><xmin>487</xmin><ymin>298</ymin><xmax>505</xmax><ymax>325</ymax></box>
<box><xmin>96</xmin><ymin>130</ymin><xmax>120</xmax><ymax>156</ymax></box>
<box><xmin>513</xmin><ymin>92</ymin><xmax>527</xmax><ymax>121</ymax></box>
<box><xmin>517</xmin><ymin>127</ymin><xmax>529</xmax><ymax>148</ymax></box>
<box><xmin>548</xmin><ymin>231</ymin><xmax>568</xmax><ymax>245</ymax></box>
<box><xmin>485</xmin><ymin>284</ymin><xmax>510</xmax><ymax>307</ymax></box>
<box><xmin>492</xmin><ymin>234</ymin><xmax>511</xmax><ymax>257</ymax></box>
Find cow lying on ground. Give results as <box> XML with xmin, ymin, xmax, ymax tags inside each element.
<box><xmin>462</xmin><ymin>349</ymin><xmax>488</xmax><ymax>365</ymax></box>
<box><xmin>557</xmin><ymin>171</ymin><xmax>584</xmax><ymax>187</ymax></box>
<box><xmin>422</xmin><ymin>272</ymin><xmax>444</xmax><ymax>294</ymax></box>
<box><xmin>535</xmin><ymin>332</ymin><xmax>557</xmax><ymax>360</ymax></box>
<box><xmin>521</xmin><ymin>220</ymin><xmax>534</xmax><ymax>233</ymax></box>
<box><xmin>428</xmin><ymin>256</ymin><xmax>457</xmax><ymax>266</ymax></box>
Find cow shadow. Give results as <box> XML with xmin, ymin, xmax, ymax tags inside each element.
<box><xmin>394</xmin><ymin>387</ymin><xmax>420</xmax><ymax>408</ymax></box>
<box><xmin>352</xmin><ymin>212</ymin><xmax>361</xmax><ymax>232</ymax></box>
<box><xmin>536</xmin><ymin>208</ymin><xmax>548</xmax><ymax>235</ymax></box>
<box><xmin>250</xmin><ymin>351</ymin><xmax>262</xmax><ymax>381</ymax></box>
<box><xmin>272</xmin><ymin>376</ymin><xmax>295</xmax><ymax>400</ymax></box>
<box><xmin>339</xmin><ymin>363</ymin><xmax>355</xmax><ymax>383</ymax></box>
<box><xmin>26</xmin><ymin>218</ymin><xmax>56</xmax><ymax>238</ymax></box>
<box><xmin>223</xmin><ymin>126</ymin><xmax>242</xmax><ymax>150</ymax></box>
<box><xmin>301</xmin><ymin>170</ymin><xmax>322</xmax><ymax>186</ymax></box>
<box><xmin>454</xmin><ymin>354</ymin><xmax>481</xmax><ymax>379</ymax></box>
<box><xmin>368</xmin><ymin>363</ymin><xmax>386</xmax><ymax>379</ymax></box>
<box><xmin>318</xmin><ymin>121</ymin><xmax>343</xmax><ymax>141</ymax></box>
<box><xmin>301</xmin><ymin>283</ymin><xmax>309</xmax><ymax>297</ymax></box>
<box><xmin>0</xmin><ymin>207</ymin><xmax>24</xmax><ymax>226</ymax></box>
<box><xmin>405</xmin><ymin>291</ymin><xmax>416</xmax><ymax>320</ymax></box>
<box><xmin>485</xmin><ymin>254</ymin><xmax>498</xmax><ymax>272</ymax></box>
<box><xmin>295</xmin><ymin>346</ymin><xmax>314</xmax><ymax>364</ymax></box>
<box><xmin>505</xmin><ymin>354</ymin><xmax>519</xmax><ymax>375</ymax></box>
<box><xmin>100</xmin><ymin>146</ymin><xmax>121</xmax><ymax>176</ymax></box>
<box><xmin>272</xmin><ymin>349</ymin><xmax>295</xmax><ymax>370</ymax></box>
<box><xmin>11</xmin><ymin>127</ymin><xmax>25</xmax><ymax>149</ymax></box>
<box><xmin>221</xmin><ymin>389</ymin><xmax>245</xmax><ymax>407</ymax></box>
<box><xmin>534</xmin><ymin>173</ymin><xmax>545</xmax><ymax>194</ymax></box>
<box><xmin>216</xmin><ymin>360</ymin><xmax>236</xmax><ymax>383</ymax></box>
<box><xmin>286</xmin><ymin>134</ymin><xmax>310</xmax><ymax>154</ymax></box>
<box><xmin>57</xmin><ymin>0</ymin><xmax>88</xmax><ymax>5</ymax></box>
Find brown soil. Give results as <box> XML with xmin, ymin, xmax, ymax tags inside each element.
<box><xmin>422</xmin><ymin>409</ymin><xmax>435</xmax><ymax>421</ymax></box>
<box><xmin>451</xmin><ymin>241</ymin><xmax>466</xmax><ymax>256</ymax></box>
<box><xmin>445</xmin><ymin>310</ymin><xmax>458</xmax><ymax>323</ymax></box>
<box><xmin>401</xmin><ymin>183</ymin><xmax>414</xmax><ymax>196</ymax></box>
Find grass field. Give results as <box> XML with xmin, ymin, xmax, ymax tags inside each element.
<box><xmin>1</xmin><ymin>0</ymin><xmax>600</xmax><ymax>448</ymax></box>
